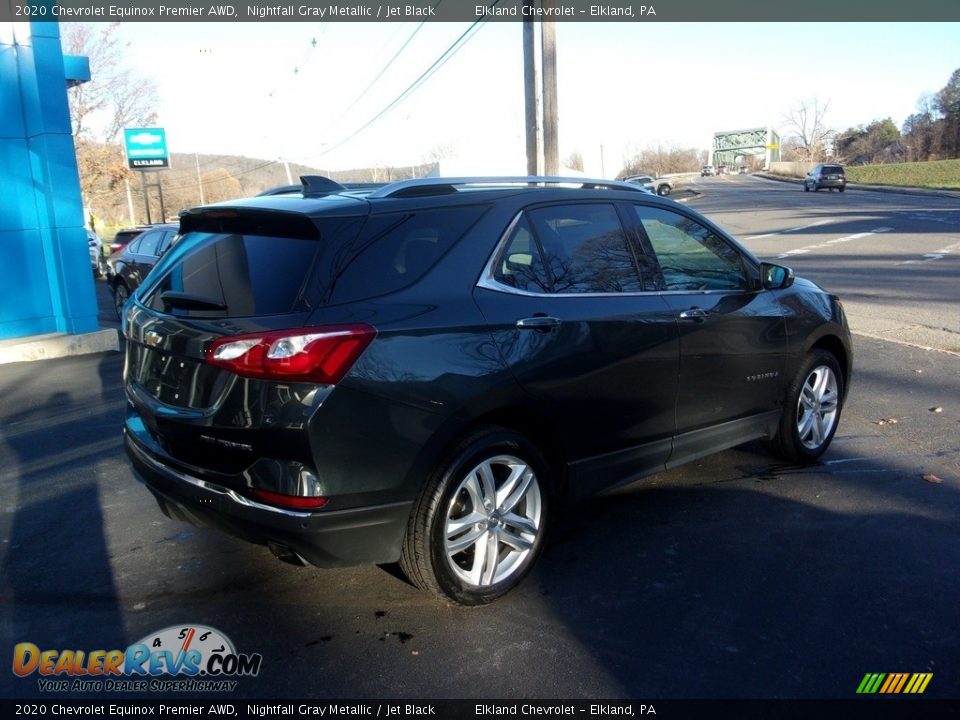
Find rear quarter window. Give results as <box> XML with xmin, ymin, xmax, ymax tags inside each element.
<box><xmin>319</xmin><ymin>205</ymin><xmax>487</xmax><ymax>305</ymax></box>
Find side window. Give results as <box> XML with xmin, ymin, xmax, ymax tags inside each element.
<box><xmin>633</xmin><ymin>206</ymin><xmax>748</xmax><ymax>291</ymax></box>
<box><xmin>158</xmin><ymin>231</ymin><xmax>178</xmax><ymax>256</ymax></box>
<box><xmin>126</xmin><ymin>234</ymin><xmax>144</xmax><ymax>254</ymax></box>
<box><xmin>135</xmin><ymin>231</ymin><xmax>163</xmax><ymax>257</ymax></box>
<box><xmin>525</xmin><ymin>203</ymin><xmax>643</xmax><ymax>294</ymax></box>
<box><xmin>494</xmin><ymin>216</ymin><xmax>550</xmax><ymax>293</ymax></box>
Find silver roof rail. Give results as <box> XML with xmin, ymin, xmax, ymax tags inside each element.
<box><xmin>367</xmin><ymin>176</ymin><xmax>652</xmax><ymax>199</ymax></box>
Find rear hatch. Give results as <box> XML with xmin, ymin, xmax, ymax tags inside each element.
<box><xmin>123</xmin><ymin>208</ymin><xmax>367</xmax><ymax>476</ymax></box>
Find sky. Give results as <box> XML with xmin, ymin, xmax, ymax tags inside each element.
<box><xmin>93</xmin><ymin>21</ymin><xmax>959</xmax><ymax>176</ymax></box>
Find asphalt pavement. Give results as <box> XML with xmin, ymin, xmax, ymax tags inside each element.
<box><xmin>1</xmin><ymin>272</ymin><xmax>957</xmax><ymax>701</ymax></box>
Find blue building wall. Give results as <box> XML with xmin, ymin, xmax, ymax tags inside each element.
<box><xmin>0</xmin><ymin>20</ymin><xmax>98</xmax><ymax>339</ymax></box>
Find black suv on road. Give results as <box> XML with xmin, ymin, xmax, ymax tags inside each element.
<box><xmin>804</xmin><ymin>164</ymin><xmax>847</xmax><ymax>192</ymax></box>
<box><xmin>122</xmin><ymin>176</ymin><xmax>852</xmax><ymax>605</ymax></box>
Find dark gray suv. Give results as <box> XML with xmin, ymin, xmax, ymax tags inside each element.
<box><xmin>122</xmin><ymin>176</ymin><xmax>852</xmax><ymax>605</ymax></box>
<box><xmin>804</xmin><ymin>164</ymin><xmax>847</xmax><ymax>192</ymax></box>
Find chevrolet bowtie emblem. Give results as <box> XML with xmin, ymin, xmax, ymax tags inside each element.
<box><xmin>144</xmin><ymin>331</ymin><xmax>163</xmax><ymax>347</ymax></box>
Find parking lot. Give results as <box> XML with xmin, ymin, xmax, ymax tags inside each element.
<box><xmin>1</xmin><ymin>178</ymin><xmax>957</xmax><ymax>702</ymax></box>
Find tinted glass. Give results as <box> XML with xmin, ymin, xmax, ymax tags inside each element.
<box><xmin>494</xmin><ymin>216</ymin><xmax>551</xmax><ymax>293</ymax></box>
<box><xmin>526</xmin><ymin>203</ymin><xmax>642</xmax><ymax>294</ymax></box>
<box><xmin>143</xmin><ymin>233</ymin><xmax>320</xmax><ymax>317</ymax></box>
<box><xmin>633</xmin><ymin>206</ymin><xmax>747</xmax><ymax>291</ymax></box>
<box><xmin>822</xmin><ymin>165</ymin><xmax>844</xmax><ymax>174</ymax></box>
<box><xmin>135</xmin><ymin>231</ymin><xmax>163</xmax><ymax>257</ymax></box>
<box><xmin>322</xmin><ymin>206</ymin><xmax>486</xmax><ymax>305</ymax></box>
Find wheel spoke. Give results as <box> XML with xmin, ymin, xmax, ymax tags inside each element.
<box><xmin>500</xmin><ymin>527</ymin><xmax>533</xmax><ymax>552</ymax></box>
<box><xmin>811</xmin><ymin>412</ymin><xmax>824</xmax><ymax>446</ymax></box>
<box><xmin>462</xmin><ymin>473</ymin><xmax>484</xmax><ymax>510</ymax></box>
<box><xmin>798</xmin><ymin>409</ymin><xmax>815</xmax><ymax>442</ymax></box>
<box><xmin>446</xmin><ymin>525</ymin><xmax>487</xmax><ymax>556</ymax></box>
<box><xmin>446</xmin><ymin>511</ymin><xmax>486</xmax><ymax>539</ymax></box>
<box><xmin>812</xmin><ymin>369</ymin><xmax>829</xmax><ymax>400</ymax></box>
<box><xmin>477</xmin><ymin>461</ymin><xmax>497</xmax><ymax>506</ymax></box>
<box><xmin>498</xmin><ymin>465</ymin><xmax>533</xmax><ymax>513</ymax></box>
<box><xmin>502</xmin><ymin>512</ymin><xmax>537</xmax><ymax>538</ymax></box>
<box><xmin>479</xmin><ymin>533</ymin><xmax>500</xmax><ymax>585</ymax></box>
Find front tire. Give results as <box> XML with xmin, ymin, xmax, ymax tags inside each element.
<box><xmin>400</xmin><ymin>426</ymin><xmax>552</xmax><ymax>605</ymax></box>
<box><xmin>657</xmin><ymin>184</ymin><xmax>671</xmax><ymax>197</ymax></box>
<box><xmin>773</xmin><ymin>350</ymin><xmax>844</xmax><ymax>463</ymax></box>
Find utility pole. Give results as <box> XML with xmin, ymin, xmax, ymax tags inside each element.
<box><xmin>195</xmin><ymin>152</ymin><xmax>205</xmax><ymax>204</ymax></box>
<box><xmin>522</xmin><ymin>6</ymin><xmax>541</xmax><ymax>176</ymax></box>
<box><xmin>541</xmin><ymin>12</ymin><xmax>558</xmax><ymax>176</ymax></box>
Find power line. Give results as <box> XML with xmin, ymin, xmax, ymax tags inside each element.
<box><xmin>323</xmin><ymin>1</ymin><xmax>442</xmax><ymax>134</ymax></box>
<box><xmin>306</xmin><ymin>8</ymin><xmax>496</xmax><ymax>161</ymax></box>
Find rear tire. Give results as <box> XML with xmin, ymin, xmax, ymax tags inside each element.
<box><xmin>113</xmin><ymin>282</ymin><xmax>130</xmax><ymax>319</ymax></box>
<box><xmin>772</xmin><ymin>350</ymin><xmax>844</xmax><ymax>463</ymax></box>
<box><xmin>657</xmin><ymin>185</ymin><xmax>670</xmax><ymax>197</ymax></box>
<box><xmin>803</xmin><ymin>183</ymin><xmax>810</xmax><ymax>192</ymax></box>
<box><xmin>400</xmin><ymin>426</ymin><xmax>552</xmax><ymax>605</ymax></box>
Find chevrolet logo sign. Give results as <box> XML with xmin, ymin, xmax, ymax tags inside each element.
<box><xmin>144</xmin><ymin>331</ymin><xmax>163</xmax><ymax>347</ymax></box>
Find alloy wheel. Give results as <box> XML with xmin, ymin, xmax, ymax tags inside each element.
<box><xmin>796</xmin><ymin>365</ymin><xmax>839</xmax><ymax>450</ymax></box>
<box><xmin>443</xmin><ymin>454</ymin><xmax>542</xmax><ymax>587</ymax></box>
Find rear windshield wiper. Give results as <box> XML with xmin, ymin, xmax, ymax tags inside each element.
<box><xmin>160</xmin><ymin>291</ymin><xmax>228</xmax><ymax>311</ymax></box>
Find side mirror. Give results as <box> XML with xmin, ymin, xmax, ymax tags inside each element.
<box><xmin>760</xmin><ymin>262</ymin><xmax>794</xmax><ymax>290</ymax></box>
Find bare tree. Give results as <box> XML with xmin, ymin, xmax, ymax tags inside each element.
<box><xmin>62</xmin><ymin>23</ymin><xmax>159</xmax><ymax>218</ymax></box>
<box><xmin>781</xmin><ymin>98</ymin><xmax>833</xmax><ymax>161</ymax></box>
<box><xmin>619</xmin><ymin>145</ymin><xmax>701</xmax><ymax>177</ymax></box>
<box><xmin>562</xmin><ymin>151</ymin><xmax>584</xmax><ymax>172</ymax></box>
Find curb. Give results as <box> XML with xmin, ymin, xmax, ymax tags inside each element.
<box><xmin>754</xmin><ymin>172</ymin><xmax>960</xmax><ymax>199</ymax></box>
<box><xmin>0</xmin><ymin>329</ymin><xmax>120</xmax><ymax>364</ymax></box>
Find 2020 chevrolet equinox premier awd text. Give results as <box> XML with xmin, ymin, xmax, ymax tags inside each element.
<box><xmin>122</xmin><ymin>176</ymin><xmax>852</xmax><ymax>605</ymax></box>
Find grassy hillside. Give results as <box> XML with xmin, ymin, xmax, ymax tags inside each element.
<box><xmin>846</xmin><ymin>159</ymin><xmax>960</xmax><ymax>189</ymax></box>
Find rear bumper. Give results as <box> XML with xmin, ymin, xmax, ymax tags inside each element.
<box><xmin>124</xmin><ymin>426</ymin><xmax>412</xmax><ymax>568</ymax></box>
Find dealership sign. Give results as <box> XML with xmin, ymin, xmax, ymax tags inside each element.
<box><xmin>124</xmin><ymin>127</ymin><xmax>170</xmax><ymax>169</ymax></box>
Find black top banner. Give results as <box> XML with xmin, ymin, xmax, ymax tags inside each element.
<box><xmin>4</xmin><ymin>0</ymin><xmax>960</xmax><ymax>22</ymax></box>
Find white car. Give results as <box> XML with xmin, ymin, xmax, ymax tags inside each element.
<box><xmin>87</xmin><ymin>229</ymin><xmax>108</xmax><ymax>278</ymax></box>
<box><xmin>622</xmin><ymin>174</ymin><xmax>673</xmax><ymax>196</ymax></box>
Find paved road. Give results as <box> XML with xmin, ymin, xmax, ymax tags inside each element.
<box><xmin>687</xmin><ymin>174</ymin><xmax>960</xmax><ymax>354</ymax></box>
<box><xmin>1</xmin><ymin>192</ymin><xmax>958</xmax><ymax>702</ymax></box>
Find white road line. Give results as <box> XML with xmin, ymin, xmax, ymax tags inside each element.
<box><xmin>900</xmin><ymin>241</ymin><xmax>960</xmax><ymax>265</ymax></box>
<box><xmin>774</xmin><ymin>227</ymin><xmax>894</xmax><ymax>259</ymax></box>
<box><xmin>743</xmin><ymin>219</ymin><xmax>832</xmax><ymax>241</ymax></box>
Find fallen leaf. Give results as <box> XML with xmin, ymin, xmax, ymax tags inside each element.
<box><xmin>923</xmin><ymin>474</ymin><xmax>943</xmax><ymax>484</ymax></box>
<box><xmin>876</xmin><ymin>418</ymin><xmax>898</xmax><ymax>425</ymax></box>
<box><xmin>915</xmin><ymin>369</ymin><xmax>924</xmax><ymax>374</ymax></box>
<box><xmin>929</xmin><ymin>406</ymin><xmax>943</xmax><ymax>413</ymax></box>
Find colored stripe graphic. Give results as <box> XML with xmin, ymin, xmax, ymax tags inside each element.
<box><xmin>857</xmin><ymin>672</ymin><xmax>932</xmax><ymax>694</ymax></box>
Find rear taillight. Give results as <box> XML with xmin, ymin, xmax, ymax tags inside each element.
<box><xmin>207</xmin><ymin>324</ymin><xmax>376</xmax><ymax>384</ymax></box>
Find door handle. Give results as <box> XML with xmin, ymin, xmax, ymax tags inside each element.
<box><xmin>516</xmin><ymin>316</ymin><xmax>561</xmax><ymax>331</ymax></box>
<box><xmin>679</xmin><ymin>307</ymin><xmax>708</xmax><ymax>321</ymax></box>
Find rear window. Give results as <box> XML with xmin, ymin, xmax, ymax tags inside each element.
<box><xmin>823</xmin><ymin>165</ymin><xmax>844</xmax><ymax>174</ymax></box>
<box><xmin>143</xmin><ymin>232</ymin><xmax>320</xmax><ymax>318</ymax></box>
